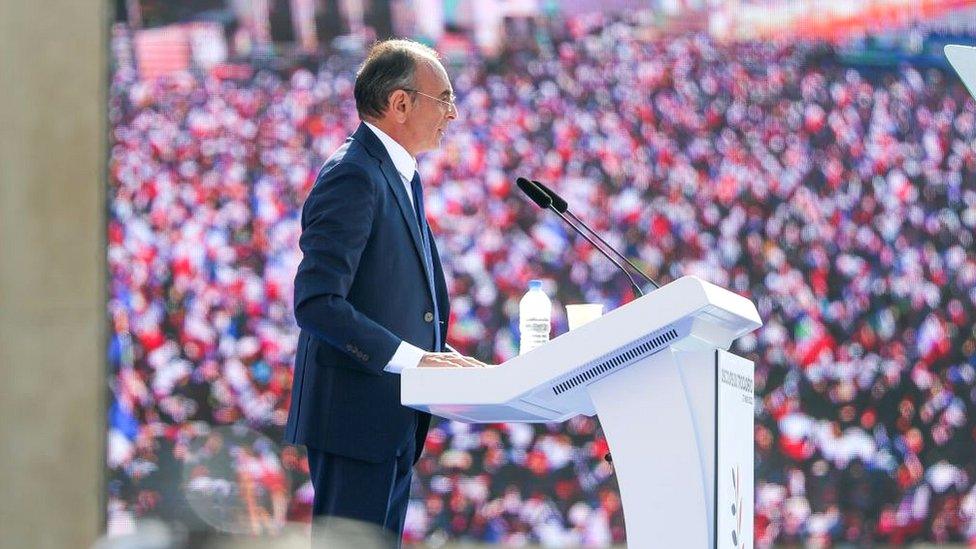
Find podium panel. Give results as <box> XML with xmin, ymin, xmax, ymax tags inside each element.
<box><xmin>716</xmin><ymin>351</ymin><xmax>755</xmax><ymax>549</ymax></box>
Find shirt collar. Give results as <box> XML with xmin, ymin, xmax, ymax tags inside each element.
<box><xmin>362</xmin><ymin>121</ymin><xmax>417</xmax><ymax>181</ymax></box>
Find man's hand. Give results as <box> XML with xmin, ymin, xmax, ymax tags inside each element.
<box><xmin>418</xmin><ymin>352</ymin><xmax>491</xmax><ymax>368</ymax></box>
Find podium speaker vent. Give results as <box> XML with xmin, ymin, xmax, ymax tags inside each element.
<box><xmin>552</xmin><ymin>327</ymin><xmax>679</xmax><ymax>395</ymax></box>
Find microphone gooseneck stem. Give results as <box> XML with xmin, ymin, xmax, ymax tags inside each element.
<box><xmin>550</xmin><ymin>207</ymin><xmax>644</xmax><ymax>297</ymax></box>
<box><xmin>564</xmin><ymin>211</ymin><xmax>661</xmax><ymax>290</ymax></box>
<box><xmin>531</xmin><ymin>179</ymin><xmax>662</xmax><ymax>290</ymax></box>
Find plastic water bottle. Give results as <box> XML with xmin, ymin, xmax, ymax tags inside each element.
<box><xmin>519</xmin><ymin>279</ymin><xmax>552</xmax><ymax>355</ymax></box>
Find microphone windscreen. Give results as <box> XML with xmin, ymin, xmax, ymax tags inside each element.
<box><xmin>532</xmin><ymin>180</ymin><xmax>568</xmax><ymax>213</ymax></box>
<box><xmin>515</xmin><ymin>177</ymin><xmax>552</xmax><ymax>209</ymax></box>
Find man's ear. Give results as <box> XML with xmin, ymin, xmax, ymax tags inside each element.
<box><xmin>389</xmin><ymin>90</ymin><xmax>411</xmax><ymax>123</ymax></box>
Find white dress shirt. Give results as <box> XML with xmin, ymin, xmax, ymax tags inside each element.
<box><xmin>362</xmin><ymin>121</ymin><xmax>430</xmax><ymax>374</ymax></box>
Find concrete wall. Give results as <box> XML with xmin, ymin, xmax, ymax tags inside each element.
<box><xmin>0</xmin><ymin>1</ymin><xmax>106</xmax><ymax>547</ymax></box>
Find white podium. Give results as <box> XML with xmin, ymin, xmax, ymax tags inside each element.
<box><xmin>402</xmin><ymin>276</ymin><xmax>762</xmax><ymax>548</ymax></box>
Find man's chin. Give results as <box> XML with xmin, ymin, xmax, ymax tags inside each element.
<box><xmin>422</xmin><ymin>137</ymin><xmax>443</xmax><ymax>152</ymax></box>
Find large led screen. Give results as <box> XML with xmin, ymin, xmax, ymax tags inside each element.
<box><xmin>107</xmin><ymin>0</ymin><xmax>976</xmax><ymax>545</ymax></box>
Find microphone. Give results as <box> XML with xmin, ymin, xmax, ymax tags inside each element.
<box><xmin>516</xmin><ymin>177</ymin><xmax>646</xmax><ymax>297</ymax></box>
<box><xmin>534</xmin><ymin>181</ymin><xmax>568</xmax><ymax>213</ymax></box>
<box><xmin>532</xmin><ymin>180</ymin><xmax>660</xmax><ymax>290</ymax></box>
<box><xmin>516</xmin><ymin>177</ymin><xmax>552</xmax><ymax>209</ymax></box>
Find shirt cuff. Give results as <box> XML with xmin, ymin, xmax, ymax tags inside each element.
<box><xmin>384</xmin><ymin>341</ymin><xmax>427</xmax><ymax>374</ymax></box>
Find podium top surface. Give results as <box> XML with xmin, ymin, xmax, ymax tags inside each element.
<box><xmin>401</xmin><ymin>275</ymin><xmax>761</xmax><ymax>422</ymax></box>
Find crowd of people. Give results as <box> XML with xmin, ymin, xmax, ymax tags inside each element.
<box><xmin>107</xmin><ymin>11</ymin><xmax>976</xmax><ymax>546</ymax></box>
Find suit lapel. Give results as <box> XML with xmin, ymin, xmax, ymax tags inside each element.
<box><xmin>352</xmin><ymin>124</ymin><xmax>435</xmax><ymax>297</ymax></box>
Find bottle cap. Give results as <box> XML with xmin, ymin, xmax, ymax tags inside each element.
<box><xmin>529</xmin><ymin>279</ymin><xmax>543</xmax><ymax>290</ymax></box>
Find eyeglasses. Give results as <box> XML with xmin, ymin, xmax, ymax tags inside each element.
<box><xmin>402</xmin><ymin>88</ymin><xmax>457</xmax><ymax>112</ymax></box>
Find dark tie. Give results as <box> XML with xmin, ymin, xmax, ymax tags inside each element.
<box><xmin>410</xmin><ymin>171</ymin><xmax>441</xmax><ymax>351</ymax></box>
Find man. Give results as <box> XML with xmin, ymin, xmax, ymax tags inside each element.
<box><xmin>284</xmin><ymin>39</ymin><xmax>484</xmax><ymax>545</ymax></box>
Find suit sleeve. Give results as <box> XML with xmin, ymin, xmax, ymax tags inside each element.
<box><xmin>293</xmin><ymin>163</ymin><xmax>401</xmax><ymax>375</ymax></box>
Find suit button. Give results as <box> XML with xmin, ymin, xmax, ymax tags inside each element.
<box><xmin>424</xmin><ymin>312</ymin><xmax>434</xmax><ymax>322</ymax></box>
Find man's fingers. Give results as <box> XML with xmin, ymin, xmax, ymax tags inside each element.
<box><xmin>428</xmin><ymin>356</ymin><xmax>455</xmax><ymax>368</ymax></box>
<box><xmin>457</xmin><ymin>355</ymin><xmax>488</xmax><ymax>368</ymax></box>
<box><xmin>444</xmin><ymin>355</ymin><xmax>473</xmax><ymax>368</ymax></box>
<box><xmin>419</xmin><ymin>353</ymin><xmax>467</xmax><ymax>368</ymax></box>
<box><xmin>449</xmin><ymin>353</ymin><xmax>491</xmax><ymax>368</ymax></box>
<box><xmin>418</xmin><ymin>352</ymin><xmax>492</xmax><ymax>368</ymax></box>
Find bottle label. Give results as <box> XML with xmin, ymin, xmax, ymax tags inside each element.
<box><xmin>519</xmin><ymin>317</ymin><xmax>551</xmax><ymax>355</ymax></box>
<box><xmin>521</xmin><ymin>320</ymin><xmax>550</xmax><ymax>332</ymax></box>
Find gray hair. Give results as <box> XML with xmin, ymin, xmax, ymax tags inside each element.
<box><xmin>354</xmin><ymin>39</ymin><xmax>440</xmax><ymax>119</ymax></box>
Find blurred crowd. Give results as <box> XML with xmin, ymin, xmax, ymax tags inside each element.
<box><xmin>107</xmin><ymin>11</ymin><xmax>976</xmax><ymax>546</ymax></box>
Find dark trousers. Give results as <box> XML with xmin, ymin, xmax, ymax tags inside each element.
<box><xmin>306</xmin><ymin>439</ymin><xmax>415</xmax><ymax>548</ymax></box>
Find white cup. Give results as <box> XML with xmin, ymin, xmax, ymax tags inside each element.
<box><xmin>566</xmin><ymin>303</ymin><xmax>604</xmax><ymax>331</ymax></box>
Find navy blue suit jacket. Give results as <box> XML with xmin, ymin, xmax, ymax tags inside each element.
<box><xmin>285</xmin><ymin>123</ymin><xmax>448</xmax><ymax>464</ymax></box>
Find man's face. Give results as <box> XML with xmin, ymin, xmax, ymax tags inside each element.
<box><xmin>402</xmin><ymin>60</ymin><xmax>457</xmax><ymax>155</ymax></box>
